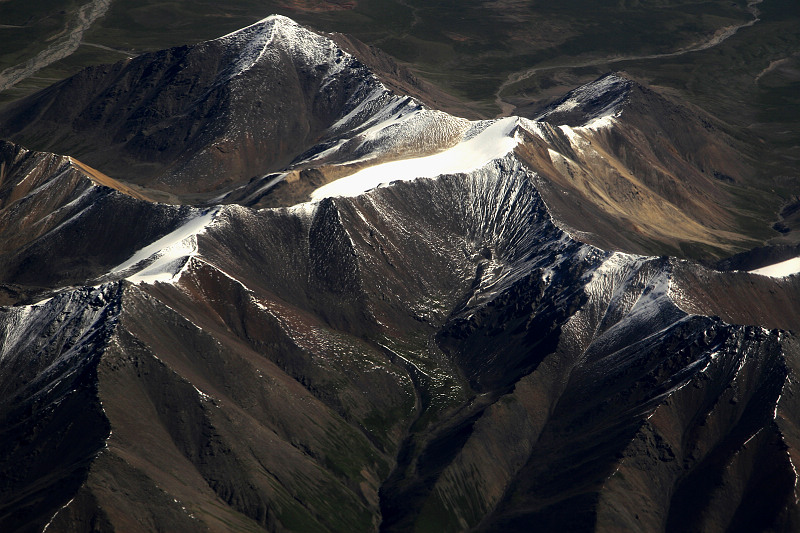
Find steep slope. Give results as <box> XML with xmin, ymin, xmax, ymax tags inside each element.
<box><xmin>0</xmin><ymin>18</ymin><xmax>775</xmax><ymax>262</ymax></box>
<box><xmin>218</xmin><ymin>69</ymin><xmax>769</xmax><ymax>260</ymax></box>
<box><xmin>0</xmin><ymin>141</ymin><xmax>215</xmax><ymax>305</ymax></box>
<box><xmin>0</xmin><ymin>284</ymin><xmax>119</xmax><ymax>532</ymax></box>
<box><xmin>0</xmin><ymin>15</ymin><xmax>358</xmax><ymax>194</ymax></box>
<box><xmin>226</xmin><ymin>73</ymin><xmax>765</xmax><ymax>261</ymax></box>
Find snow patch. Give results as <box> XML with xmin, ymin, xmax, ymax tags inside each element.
<box><xmin>110</xmin><ymin>208</ymin><xmax>219</xmax><ymax>284</ymax></box>
<box><xmin>582</xmin><ymin>114</ymin><xmax>618</xmax><ymax>130</ymax></box>
<box><xmin>311</xmin><ymin>117</ymin><xmax>524</xmax><ymax>200</ymax></box>
<box><xmin>328</xmin><ymin>86</ymin><xmax>395</xmax><ymax>133</ymax></box>
<box><xmin>241</xmin><ymin>172</ymin><xmax>288</xmax><ymax>204</ymax></box>
<box><xmin>193</xmin><ymin>385</ymin><xmax>215</xmax><ymax>403</ymax></box>
<box><xmin>750</xmin><ymin>256</ymin><xmax>800</xmax><ymax>278</ymax></box>
<box><xmin>216</xmin><ymin>14</ymin><xmax>355</xmax><ymax>88</ymax></box>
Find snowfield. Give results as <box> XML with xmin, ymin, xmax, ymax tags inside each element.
<box><xmin>750</xmin><ymin>256</ymin><xmax>800</xmax><ymax>278</ymax></box>
<box><xmin>311</xmin><ymin>117</ymin><xmax>527</xmax><ymax>200</ymax></box>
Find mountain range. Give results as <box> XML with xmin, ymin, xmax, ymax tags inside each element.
<box><xmin>1</xmin><ymin>14</ymin><xmax>800</xmax><ymax>533</ymax></box>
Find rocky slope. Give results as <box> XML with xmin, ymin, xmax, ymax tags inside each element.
<box><xmin>1</xmin><ymin>14</ymin><xmax>799</xmax><ymax>533</ymax></box>
<box><xmin>0</xmin><ymin>140</ymin><xmax>202</xmax><ymax>305</ymax></box>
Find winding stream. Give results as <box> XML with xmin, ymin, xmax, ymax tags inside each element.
<box><xmin>0</xmin><ymin>0</ymin><xmax>113</xmax><ymax>93</ymax></box>
<box><xmin>494</xmin><ymin>0</ymin><xmax>765</xmax><ymax>116</ymax></box>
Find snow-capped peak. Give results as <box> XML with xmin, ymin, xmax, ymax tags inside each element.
<box><xmin>217</xmin><ymin>14</ymin><xmax>297</xmax><ymax>41</ymax></box>
<box><xmin>536</xmin><ymin>73</ymin><xmax>631</xmax><ymax>128</ymax></box>
<box><xmin>215</xmin><ymin>14</ymin><xmax>354</xmax><ymax>82</ymax></box>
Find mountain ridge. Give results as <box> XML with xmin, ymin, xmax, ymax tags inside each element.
<box><xmin>0</xmin><ymin>13</ymin><xmax>799</xmax><ymax>533</ymax></box>
<box><xmin>0</xmin><ymin>16</ymin><xmax>777</xmax><ymax>262</ymax></box>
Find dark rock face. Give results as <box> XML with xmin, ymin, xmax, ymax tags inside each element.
<box><xmin>0</xmin><ymin>285</ymin><xmax>119</xmax><ymax>532</ymax></box>
<box><xmin>534</xmin><ymin>73</ymin><xmax>633</xmax><ymax>128</ymax></box>
<box><xmin>327</xmin><ymin>32</ymin><xmax>483</xmax><ymax>121</ymax></box>
<box><xmin>1</xmin><ymin>15</ymin><xmax>799</xmax><ymax>533</ymax></box>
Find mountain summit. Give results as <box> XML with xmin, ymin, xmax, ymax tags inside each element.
<box><xmin>0</xmin><ymin>15</ymin><xmax>400</xmax><ymax>195</ymax></box>
<box><xmin>0</xmin><ymin>17</ymin><xmax>764</xmax><ymax>260</ymax></box>
<box><xmin>1</xmin><ymin>15</ymin><xmax>799</xmax><ymax>533</ymax></box>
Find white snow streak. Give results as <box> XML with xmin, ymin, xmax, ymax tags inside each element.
<box><xmin>110</xmin><ymin>208</ymin><xmax>219</xmax><ymax>284</ymax></box>
<box><xmin>750</xmin><ymin>257</ymin><xmax>800</xmax><ymax>278</ymax></box>
<box><xmin>216</xmin><ymin>15</ymin><xmax>352</xmax><ymax>85</ymax></box>
<box><xmin>41</xmin><ymin>497</ymin><xmax>75</xmax><ymax>532</ymax></box>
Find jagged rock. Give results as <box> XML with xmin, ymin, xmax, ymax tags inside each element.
<box><xmin>1</xmin><ymin>15</ymin><xmax>799</xmax><ymax>533</ymax></box>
